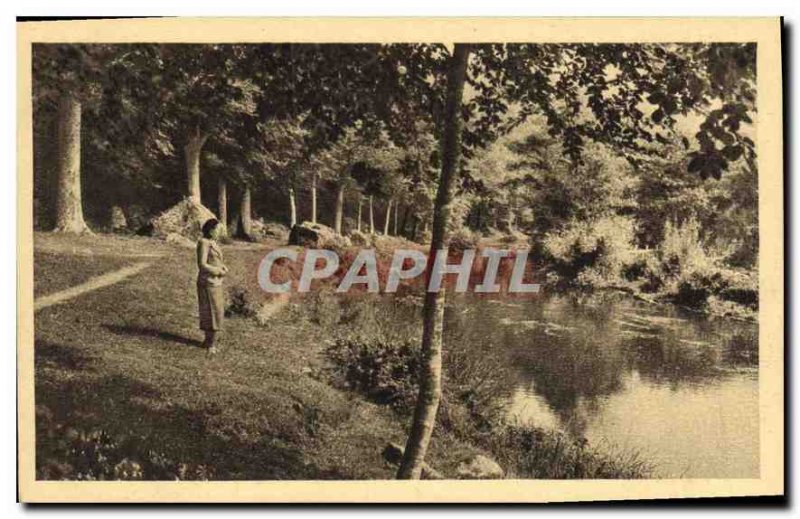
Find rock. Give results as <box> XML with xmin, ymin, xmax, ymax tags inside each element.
<box><xmin>164</xmin><ymin>232</ymin><xmax>195</xmax><ymax>249</ymax></box>
<box><xmin>110</xmin><ymin>206</ymin><xmax>128</xmax><ymax>232</ymax></box>
<box><xmin>289</xmin><ymin>221</ymin><xmax>333</xmax><ymax>246</ymax></box>
<box><xmin>382</xmin><ymin>442</ymin><xmax>404</xmax><ymax>465</ymax></box>
<box><xmin>455</xmin><ymin>454</ymin><xmax>505</xmax><ymax>479</ymax></box>
<box><xmin>382</xmin><ymin>442</ymin><xmax>444</xmax><ymax>480</ymax></box>
<box><xmin>261</xmin><ymin>221</ymin><xmax>290</xmax><ymax>241</ymax></box>
<box><xmin>289</xmin><ymin>221</ymin><xmax>351</xmax><ymax>250</ymax></box>
<box><xmin>149</xmin><ymin>198</ymin><xmax>218</xmax><ymax>240</ymax></box>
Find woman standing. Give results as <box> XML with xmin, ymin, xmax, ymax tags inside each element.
<box><xmin>197</xmin><ymin>218</ymin><xmax>228</xmax><ymax>354</ymax></box>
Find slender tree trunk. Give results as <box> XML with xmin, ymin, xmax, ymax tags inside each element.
<box><xmin>507</xmin><ymin>192</ymin><xmax>517</xmax><ymax>232</ymax></box>
<box><xmin>410</xmin><ymin>215</ymin><xmax>419</xmax><ymax>241</ymax></box>
<box><xmin>394</xmin><ymin>202</ymin><xmax>399</xmax><ymax>235</ymax></box>
<box><xmin>383</xmin><ymin>199</ymin><xmax>393</xmax><ymax>235</ymax></box>
<box><xmin>184</xmin><ymin>127</ymin><xmax>207</xmax><ymax>203</ymax></box>
<box><xmin>311</xmin><ymin>171</ymin><xmax>318</xmax><ymax>224</ymax></box>
<box><xmin>397</xmin><ymin>44</ymin><xmax>471</xmax><ymax>479</ymax></box>
<box><xmin>217</xmin><ymin>176</ymin><xmax>228</xmax><ymax>231</ymax></box>
<box><xmin>240</xmin><ymin>185</ymin><xmax>252</xmax><ymax>239</ymax></box>
<box><xmin>357</xmin><ymin>197</ymin><xmax>363</xmax><ymax>232</ymax></box>
<box><xmin>369</xmin><ymin>195</ymin><xmax>375</xmax><ymax>234</ymax></box>
<box><xmin>53</xmin><ymin>93</ymin><xmax>89</xmax><ymax>234</ymax></box>
<box><xmin>289</xmin><ymin>187</ymin><xmax>297</xmax><ymax>228</ymax></box>
<box><xmin>400</xmin><ymin>205</ymin><xmax>410</xmax><ymax>237</ymax></box>
<box><xmin>334</xmin><ymin>182</ymin><xmax>345</xmax><ymax>234</ymax></box>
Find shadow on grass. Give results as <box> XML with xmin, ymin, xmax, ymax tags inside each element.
<box><xmin>35</xmin><ymin>340</ymin><xmax>321</xmax><ymax>480</ymax></box>
<box><xmin>102</xmin><ymin>324</ymin><xmax>204</xmax><ymax>349</ymax></box>
<box><xmin>35</xmin><ymin>341</ymin><xmax>95</xmax><ymax>371</ymax></box>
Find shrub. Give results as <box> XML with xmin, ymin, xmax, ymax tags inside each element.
<box><xmin>658</xmin><ymin>219</ymin><xmax>712</xmax><ymax>276</ymax></box>
<box><xmin>326</xmin><ymin>335</ymin><xmax>421</xmax><ymax>411</ymax></box>
<box><xmin>655</xmin><ymin>220</ymin><xmax>758</xmax><ymax>313</ymax></box>
<box><xmin>542</xmin><ymin>216</ymin><xmax>636</xmax><ymax>284</ymax></box>
<box><xmin>326</xmin><ymin>301</ymin><xmax>516</xmax><ymax>437</ymax></box>
<box><xmin>225</xmin><ymin>285</ymin><xmax>259</xmax><ymax>318</ymax></box>
<box><xmin>37</xmin><ymin>427</ymin><xmax>213</xmax><ymax>481</ymax></box>
<box><xmin>449</xmin><ymin>227</ymin><xmax>480</xmax><ymax>253</ymax></box>
<box><xmin>621</xmin><ymin>250</ymin><xmax>663</xmax><ymax>292</ymax></box>
<box><xmin>670</xmin><ymin>269</ymin><xmax>720</xmax><ymax>309</ymax></box>
<box><xmin>489</xmin><ymin>424</ymin><xmax>651</xmax><ymax>479</ymax></box>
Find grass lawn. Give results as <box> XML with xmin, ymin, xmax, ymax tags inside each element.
<box><xmin>32</xmin><ymin>231</ymin><xmax>648</xmax><ymax>481</ymax></box>
<box><xmin>33</xmin><ymin>232</ymin><xmax>445</xmax><ymax>480</ymax></box>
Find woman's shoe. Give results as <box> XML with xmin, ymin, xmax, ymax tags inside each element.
<box><xmin>207</xmin><ymin>346</ymin><xmax>217</xmax><ymax>356</ymax></box>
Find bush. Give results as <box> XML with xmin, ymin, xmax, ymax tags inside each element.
<box><xmin>489</xmin><ymin>425</ymin><xmax>651</xmax><ymax>479</ymax></box>
<box><xmin>449</xmin><ymin>227</ymin><xmax>480</xmax><ymax>253</ymax></box>
<box><xmin>326</xmin><ymin>335</ymin><xmax>421</xmax><ymax>411</ymax></box>
<box><xmin>621</xmin><ymin>250</ymin><xmax>663</xmax><ymax>293</ymax></box>
<box><xmin>655</xmin><ymin>220</ymin><xmax>758</xmax><ymax>312</ymax></box>
<box><xmin>658</xmin><ymin>219</ymin><xmax>713</xmax><ymax>276</ymax></box>
<box><xmin>542</xmin><ymin>216</ymin><xmax>635</xmax><ymax>285</ymax></box>
<box><xmin>37</xmin><ymin>427</ymin><xmax>213</xmax><ymax>481</ymax></box>
<box><xmin>326</xmin><ymin>300</ymin><xmax>515</xmax><ymax>437</ymax></box>
<box><xmin>225</xmin><ymin>285</ymin><xmax>259</xmax><ymax>318</ymax></box>
<box><xmin>664</xmin><ymin>264</ymin><xmax>758</xmax><ymax>312</ymax></box>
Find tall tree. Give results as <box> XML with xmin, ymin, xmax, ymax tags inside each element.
<box><xmin>397</xmin><ymin>43</ymin><xmax>471</xmax><ymax>479</ymax></box>
<box><xmin>319</xmin><ymin>124</ymin><xmax>401</xmax><ymax>234</ymax></box>
<box><xmin>145</xmin><ymin>44</ymin><xmax>262</xmax><ymax>203</ymax></box>
<box><xmin>258</xmin><ymin>116</ymin><xmax>312</xmax><ymax>227</ymax></box>
<box><xmin>32</xmin><ymin>45</ymin><xmax>118</xmax><ymax>233</ymax></box>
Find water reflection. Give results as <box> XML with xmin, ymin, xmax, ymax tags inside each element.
<box><xmin>448</xmin><ymin>292</ymin><xmax>759</xmax><ymax>478</ymax></box>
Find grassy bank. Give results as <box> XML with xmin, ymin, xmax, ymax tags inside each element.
<box><xmin>323</xmin><ymin>297</ymin><xmax>652</xmax><ymax>479</ymax></box>
<box><xmin>32</xmin><ymin>232</ymin><xmax>482</xmax><ymax>480</ymax></box>
<box><xmin>33</xmin><ymin>231</ymin><xmax>650</xmax><ymax>480</ymax></box>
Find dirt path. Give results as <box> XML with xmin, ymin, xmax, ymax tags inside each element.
<box><xmin>34</xmin><ymin>262</ymin><xmax>153</xmax><ymax>311</ymax></box>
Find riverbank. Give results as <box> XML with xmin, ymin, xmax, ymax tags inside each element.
<box><xmin>33</xmin><ymin>232</ymin><xmax>651</xmax><ymax>480</ymax></box>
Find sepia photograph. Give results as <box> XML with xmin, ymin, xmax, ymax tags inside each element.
<box><xmin>16</xmin><ymin>17</ymin><xmax>784</xmax><ymax>503</ymax></box>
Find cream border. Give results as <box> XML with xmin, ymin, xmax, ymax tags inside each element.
<box><xmin>17</xmin><ymin>17</ymin><xmax>784</xmax><ymax>503</ymax></box>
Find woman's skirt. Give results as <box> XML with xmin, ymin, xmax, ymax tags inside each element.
<box><xmin>197</xmin><ymin>282</ymin><xmax>225</xmax><ymax>331</ymax></box>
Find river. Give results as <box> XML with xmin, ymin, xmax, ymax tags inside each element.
<box><xmin>444</xmin><ymin>292</ymin><xmax>759</xmax><ymax>479</ymax></box>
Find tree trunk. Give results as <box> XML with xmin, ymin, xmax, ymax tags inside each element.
<box><xmin>383</xmin><ymin>199</ymin><xmax>393</xmax><ymax>235</ymax></box>
<box><xmin>184</xmin><ymin>127</ymin><xmax>207</xmax><ymax>203</ymax></box>
<box><xmin>240</xmin><ymin>185</ymin><xmax>252</xmax><ymax>239</ymax></box>
<box><xmin>357</xmin><ymin>197</ymin><xmax>363</xmax><ymax>232</ymax></box>
<box><xmin>394</xmin><ymin>202</ymin><xmax>399</xmax><ymax>235</ymax></box>
<box><xmin>410</xmin><ymin>215</ymin><xmax>419</xmax><ymax>241</ymax></box>
<box><xmin>289</xmin><ymin>187</ymin><xmax>297</xmax><ymax>228</ymax></box>
<box><xmin>369</xmin><ymin>195</ymin><xmax>375</xmax><ymax>234</ymax></box>
<box><xmin>397</xmin><ymin>44</ymin><xmax>470</xmax><ymax>480</ymax></box>
<box><xmin>53</xmin><ymin>93</ymin><xmax>89</xmax><ymax>234</ymax></box>
<box><xmin>334</xmin><ymin>182</ymin><xmax>345</xmax><ymax>234</ymax></box>
<box><xmin>400</xmin><ymin>205</ymin><xmax>410</xmax><ymax>237</ymax></box>
<box><xmin>218</xmin><ymin>176</ymin><xmax>228</xmax><ymax>230</ymax></box>
<box><xmin>311</xmin><ymin>171</ymin><xmax>318</xmax><ymax>224</ymax></box>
